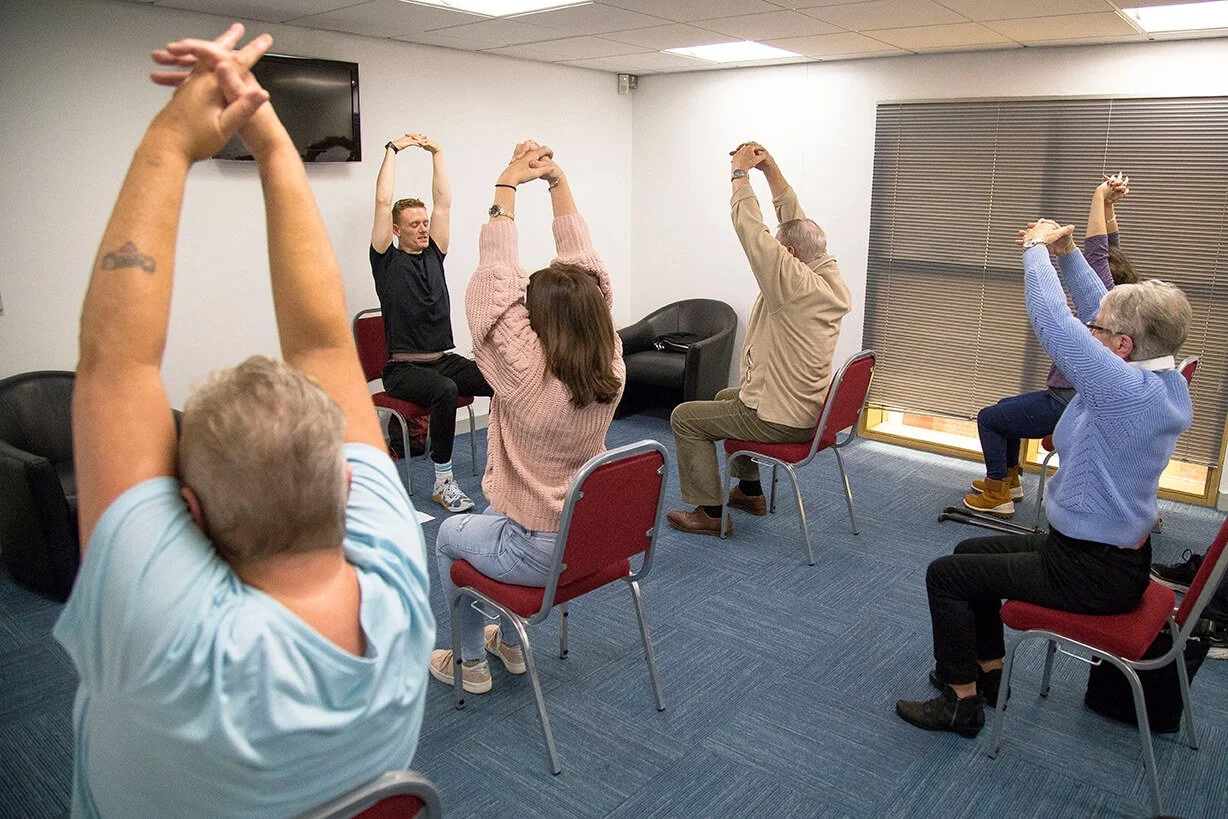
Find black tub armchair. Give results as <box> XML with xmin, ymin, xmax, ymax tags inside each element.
<box><xmin>617</xmin><ymin>299</ymin><xmax>738</xmax><ymax>416</ymax></box>
<box><xmin>0</xmin><ymin>371</ymin><xmax>79</xmax><ymax>601</ymax></box>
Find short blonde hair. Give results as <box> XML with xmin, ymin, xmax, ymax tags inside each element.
<box><xmin>1099</xmin><ymin>279</ymin><xmax>1192</xmax><ymax>361</ymax></box>
<box><xmin>179</xmin><ymin>356</ymin><xmax>347</xmax><ymax>565</ymax></box>
<box><xmin>392</xmin><ymin>198</ymin><xmax>426</xmax><ymax>224</ymax></box>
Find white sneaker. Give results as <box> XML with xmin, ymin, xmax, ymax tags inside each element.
<box><xmin>484</xmin><ymin>624</ymin><xmax>526</xmax><ymax>674</ymax></box>
<box><xmin>433</xmin><ymin>478</ymin><xmax>474</xmax><ymax>513</ymax></box>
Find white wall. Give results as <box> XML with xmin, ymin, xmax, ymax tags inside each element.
<box><xmin>628</xmin><ymin>37</ymin><xmax>1228</xmax><ymax>497</ymax></box>
<box><xmin>0</xmin><ymin>0</ymin><xmax>632</xmax><ymax>413</ymax></box>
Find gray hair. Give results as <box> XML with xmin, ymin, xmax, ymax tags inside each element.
<box><xmin>777</xmin><ymin>219</ymin><xmax>827</xmax><ymax>263</ymax></box>
<box><xmin>179</xmin><ymin>355</ymin><xmax>348</xmax><ymax>565</ymax></box>
<box><xmin>1099</xmin><ymin>280</ymin><xmax>1191</xmax><ymax>361</ymax></box>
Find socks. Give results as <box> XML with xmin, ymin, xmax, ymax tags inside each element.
<box><xmin>701</xmin><ymin>505</ymin><xmax>723</xmax><ymax>519</ymax></box>
<box><xmin>739</xmin><ymin>479</ymin><xmax>763</xmax><ymax>497</ymax></box>
<box><xmin>434</xmin><ymin>461</ymin><xmax>454</xmax><ymax>488</ymax></box>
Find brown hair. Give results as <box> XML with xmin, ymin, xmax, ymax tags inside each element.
<box><xmin>526</xmin><ymin>263</ymin><xmax>621</xmax><ymax>408</ymax></box>
<box><xmin>392</xmin><ymin>197</ymin><xmax>426</xmax><ymax>224</ymax></box>
<box><xmin>1108</xmin><ymin>245</ymin><xmax>1138</xmax><ymax>285</ymax></box>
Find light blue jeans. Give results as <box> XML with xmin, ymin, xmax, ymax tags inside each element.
<box><xmin>435</xmin><ymin>507</ymin><xmax>557</xmax><ymax>661</ymax></box>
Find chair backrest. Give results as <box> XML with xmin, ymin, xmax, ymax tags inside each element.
<box><xmin>300</xmin><ymin>770</ymin><xmax>442</xmax><ymax>819</ymax></box>
<box><xmin>814</xmin><ymin>350</ymin><xmax>876</xmax><ymax>451</ymax></box>
<box><xmin>1174</xmin><ymin>515</ymin><xmax>1228</xmax><ymax>633</ymax></box>
<box><xmin>1178</xmin><ymin>355</ymin><xmax>1197</xmax><ymax>385</ymax></box>
<box><xmin>352</xmin><ymin>309</ymin><xmax>389</xmax><ymax>384</ymax></box>
<box><xmin>0</xmin><ymin>370</ymin><xmax>76</xmax><ymax>463</ymax></box>
<box><xmin>646</xmin><ymin>298</ymin><xmax>737</xmax><ymax>339</ymax></box>
<box><xmin>543</xmin><ymin>440</ymin><xmax>669</xmax><ymax>603</ymax></box>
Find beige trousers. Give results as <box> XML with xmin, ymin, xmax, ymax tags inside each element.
<box><xmin>669</xmin><ymin>387</ymin><xmax>813</xmax><ymax>506</ymax></box>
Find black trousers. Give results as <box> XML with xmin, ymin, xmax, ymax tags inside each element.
<box><xmin>381</xmin><ymin>355</ymin><xmax>492</xmax><ymax>465</ymax></box>
<box><xmin>926</xmin><ymin>528</ymin><xmax>1151</xmax><ymax>685</ymax></box>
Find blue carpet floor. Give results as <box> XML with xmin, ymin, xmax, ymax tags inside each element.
<box><xmin>2</xmin><ymin>410</ymin><xmax>1225</xmax><ymax>818</ymax></box>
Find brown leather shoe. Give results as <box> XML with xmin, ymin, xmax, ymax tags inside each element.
<box><xmin>667</xmin><ymin>507</ymin><xmax>730</xmax><ymax>537</ymax></box>
<box><xmin>727</xmin><ymin>486</ymin><xmax>767</xmax><ymax>516</ymax></box>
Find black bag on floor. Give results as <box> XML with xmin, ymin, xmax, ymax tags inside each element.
<box><xmin>1083</xmin><ymin>626</ymin><xmax>1211</xmax><ymax>733</ymax></box>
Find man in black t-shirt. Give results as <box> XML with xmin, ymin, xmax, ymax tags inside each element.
<box><xmin>371</xmin><ymin>133</ymin><xmax>491</xmax><ymax>513</ymax></box>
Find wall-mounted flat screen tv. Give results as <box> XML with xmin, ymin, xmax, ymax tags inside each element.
<box><xmin>215</xmin><ymin>54</ymin><xmax>360</xmax><ymax>163</ymax></box>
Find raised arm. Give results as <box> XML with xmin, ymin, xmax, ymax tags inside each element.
<box><xmin>73</xmin><ymin>25</ymin><xmax>269</xmax><ymax>547</ymax></box>
<box><xmin>371</xmin><ymin>133</ymin><xmax>416</xmax><ymax>252</ymax></box>
<box><xmin>237</xmin><ymin>101</ymin><xmax>384</xmax><ymax>449</ymax></box>
<box><xmin>409</xmin><ymin>134</ymin><xmax>452</xmax><ymax>253</ymax></box>
<box><xmin>171</xmin><ymin>33</ymin><xmax>384</xmax><ymax>449</ymax></box>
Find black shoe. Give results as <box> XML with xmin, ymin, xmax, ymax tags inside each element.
<box><xmin>1150</xmin><ymin>549</ymin><xmax>1203</xmax><ymax>593</ymax></box>
<box><xmin>896</xmin><ymin>687</ymin><xmax>985</xmax><ymax>738</ymax></box>
<box><xmin>929</xmin><ymin>666</ymin><xmax>1003</xmax><ymax>707</ymax></box>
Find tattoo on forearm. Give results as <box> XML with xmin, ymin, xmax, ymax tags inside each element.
<box><xmin>101</xmin><ymin>242</ymin><xmax>156</xmax><ymax>273</ymax></box>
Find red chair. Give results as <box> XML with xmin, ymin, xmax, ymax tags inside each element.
<box><xmin>301</xmin><ymin>770</ymin><xmax>442</xmax><ymax>818</ymax></box>
<box><xmin>719</xmin><ymin>350</ymin><xmax>876</xmax><ymax>566</ymax></box>
<box><xmin>446</xmin><ymin>440</ymin><xmax>669</xmax><ymax>774</ymax></box>
<box><xmin>1033</xmin><ymin>354</ymin><xmax>1198</xmax><ymax>531</ymax></box>
<box><xmin>352</xmin><ymin>308</ymin><xmax>477</xmax><ymax>495</ymax></box>
<box><xmin>988</xmin><ymin>514</ymin><xmax>1228</xmax><ymax>817</ymax></box>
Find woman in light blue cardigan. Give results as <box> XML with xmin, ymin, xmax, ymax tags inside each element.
<box><xmin>897</xmin><ymin>218</ymin><xmax>1193</xmax><ymax>738</ymax></box>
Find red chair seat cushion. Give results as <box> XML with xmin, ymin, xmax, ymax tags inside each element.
<box><xmin>1041</xmin><ymin>434</ymin><xmax>1054</xmax><ymax>452</ymax></box>
<box><xmin>724</xmin><ymin>437</ymin><xmax>815</xmax><ymax>464</ymax></box>
<box><xmin>357</xmin><ymin>795</ymin><xmax>425</xmax><ymax>818</ymax></box>
<box><xmin>372</xmin><ymin>392</ymin><xmax>430</xmax><ymax>419</ymax></box>
<box><xmin>1001</xmin><ymin>581</ymin><xmax>1176</xmax><ymax>661</ymax></box>
<box><xmin>451</xmin><ymin>558</ymin><xmax>632</xmax><ymax>618</ymax></box>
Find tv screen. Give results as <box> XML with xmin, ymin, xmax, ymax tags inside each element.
<box><xmin>214</xmin><ymin>54</ymin><xmax>360</xmax><ymax>163</ymax></box>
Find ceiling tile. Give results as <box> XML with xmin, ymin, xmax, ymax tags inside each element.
<box><xmin>868</xmin><ymin>21</ymin><xmax>1014</xmax><ymax>50</ymax></box>
<box><xmin>560</xmin><ymin>50</ymin><xmax>712</xmax><ymax>73</ymax></box>
<box><xmin>702</xmin><ymin>10</ymin><xmax>843</xmax><ymax>40</ymax></box>
<box><xmin>290</xmin><ymin>0</ymin><xmax>479</xmax><ymax>37</ymax></box>
<box><xmin>934</xmin><ymin>0</ymin><xmax>1112</xmax><ymax>22</ymax></box>
<box><xmin>393</xmin><ymin>29</ymin><xmax>507</xmax><ymax>49</ymax></box>
<box><xmin>1020</xmin><ymin>33</ymin><xmax>1152</xmax><ymax>48</ymax></box>
<box><xmin>422</xmin><ymin>17</ymin><xmax>563</xmax><ymax>47</ymax></box>
<box><xmin>602</xmin><ymin>23</ymin><xmax>735</xmax><ymax>49</ymax></box>
<box><xmin>764</xmin><ymin>31</ymin><xmax>904</xmax><ymax>57</ymax></box>
<box><xmin>484</xmin><ymin>35</ymin><xmax>651</xmax><ymax>61</ymax></box>
<box><xmin>984</xmin><ymin>12</ymin><xmax>1141</xmax><ymax>42</ymax></box>
<box><xmin>800</xmin><ymin>0</ymin><xmax>968</xmax><ymax>31</ymax></box>
<box><xmin>599</xmin><ymin>0</ymin><xmax>784</xmax><ymax>23</ymax></box>
<box><xmin>153</xmin><ymin>0</ymin><xmax>347</xmax><ymax>23</ymax></box>
<box><xmin>513</xmin><ymin>3</ymin><xmax>670</xmax><ymax>36</ymax></box>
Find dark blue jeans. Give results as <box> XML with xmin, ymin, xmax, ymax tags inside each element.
<box><xmin>976</xmin><ymin>389</ymin><xmax>1069</xmax><ymax>479</ymax></box>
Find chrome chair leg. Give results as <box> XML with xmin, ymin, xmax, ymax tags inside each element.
<box><xmin>448</xmin><ymin>592</ymin><xmax>466</xmax><ymax>709</ymax></box>
<box><xmin>779</xmin><ymin>462</ymin><xmax>812</xmax><ymax>566</ymax></box>
<box><xmin>988</xmin><ymin>636</ymin><xmax>1021</xmax><ymax>758</ymax></box>
<box><xmin>558</xmin><ymin>603</ymin><xmax>569</xmax><ymax>660</ymax></box>
<box><xmin>509</xmin><ymin>617</ymin><xmax>561</xmax><ymax>775</ymax></box>
<box><xmin>833</xmin><ymin>445</ymin><xmax>858</xmax><ymax>535</ymax></box>
<box><xmin>627</xmin><ymin>579</ymin><xmax>666</xmax><ymax>711</ymax></box>
<box><xmin>466</xmin><ymin>405</ymin><xmax>478</xmax><ymax>475</ymax></box>
<box><xmin>1040</xmin><ymin>639</ymin><xmax>1056</xmax><ymax>696</ymax></box>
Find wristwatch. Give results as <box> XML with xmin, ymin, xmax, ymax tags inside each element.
<box><xmin>489</xmin><ymin>204</ymin><xmax>514</xmax><ymax>220</ymax></box>
<box><xmin>731</xmin><ymin>168</ymin><xmax>749</xmax><ymax>180</ymax></box>
<box><xmin>1022</xmin><ymin>237</ymin><xmax>1047</xmax><ymax>249</ymax></box>
<box><xmin>385</xmin><ymin>141</ymin><xmax>401</xmax><ymax>153</ymax></box>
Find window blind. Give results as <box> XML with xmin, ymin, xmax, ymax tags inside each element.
<box><xmin>865</xmin><ymin>96</ymin><xmax>1228</xmax><ymax>467</ymax></box>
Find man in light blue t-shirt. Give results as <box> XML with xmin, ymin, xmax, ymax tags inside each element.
<box><xmin>52</xmin><ymin>24</ymin><xmax>434</xmax><ymax>817</ymax></box>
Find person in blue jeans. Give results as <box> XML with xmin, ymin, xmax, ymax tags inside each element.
<box><xmin>965</xmin><ymin>175</ymin><xmax>1138</xmax><ymax>518</ymax></box>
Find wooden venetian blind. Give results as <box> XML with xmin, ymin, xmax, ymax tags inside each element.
<box><xmin>864</xmin><ymin>96</ymin><xmax>1228</xmax><ymax>467</ymax></box>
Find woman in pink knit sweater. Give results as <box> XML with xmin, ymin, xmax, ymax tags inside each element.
<box><xmin>429</xmin><ymin>141</ymin><xmax>625</xmax><ymax>694</ymax></box>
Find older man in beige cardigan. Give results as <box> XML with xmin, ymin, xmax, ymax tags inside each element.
<box><xmin>667</xmin><ymin>142</ymin><xmax>852</xmax><ymax>536</ymax></box>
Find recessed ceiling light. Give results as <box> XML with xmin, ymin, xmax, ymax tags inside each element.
<box><xmin>663</xmin><ymin>41</ymin><xmax>803</xmax><ymax>63</ymax></box>
<box><xmin>397</xmin><ymin>0</ymin><xmax>591</xmax><ymax>18</ymax></box>
<box><xmin>1123</xmin><ymin>1</ymin><xmax>1228</xmax><ymax>32</ymax></box>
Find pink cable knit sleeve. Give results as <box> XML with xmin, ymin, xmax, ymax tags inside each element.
<box><xmin>551</xmin><ymin>213</ymin><xmax>613</xmax><ymax>310</ymax></box>
<box><xmin>465</xmin><ymin>220</ymin><xmax>544</xmax><ymax>396</ymax></box>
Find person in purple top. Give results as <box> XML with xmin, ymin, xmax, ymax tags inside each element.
<box><xmin>964</xmin><ymin>175</ymin><xmax>1138</xmax><ymax>518</ymax></box>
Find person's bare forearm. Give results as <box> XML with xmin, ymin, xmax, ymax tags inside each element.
<box><xmin>1087</xmin><ymin>186</ymin><xmax>1109</xmax><ymax>238</ymax></box>
<box><xmin>763</xmin><ymin>160</ymin><xmax>789</xmax><ymax>200</ymax></box>
<box><xmin>548</xmin><ymin>174</ymin><xmax>577</xmax><ymax>218</ymax></box>
<box><xmin>375</xmin><ymin>145</ymin><xmax>397</xmax><ymax>208</ymax></box>
<box><xmin>78</xmin><ymin>133</ymin><xmax>188</xmax><ymax>373</ymax></box>
<box><xmin>431</xmin><ymin>150</ymin><xmax>451</xmax><ymax>209</ymax></box>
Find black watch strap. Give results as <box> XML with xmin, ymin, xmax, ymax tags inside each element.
<box><xmin>385</xmin><ymin>141</ymin><xmax>400</xmax><ymax>154</ymax></box>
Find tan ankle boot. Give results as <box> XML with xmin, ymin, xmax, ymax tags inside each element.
<box><xmin>971</xmin><ymin>465</ymin><xmax>1023</xmax><ymax>500</ymax></box>
<box><xmin>963</xmin><ymin>478</ymin><xmax>1015</xmax><ymax>517</ymax></box>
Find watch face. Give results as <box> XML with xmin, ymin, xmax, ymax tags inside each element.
<box><xmin>489</xmin><ymin>204</ymin><xmax>500</xmax><ymax>216</ymax></box>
